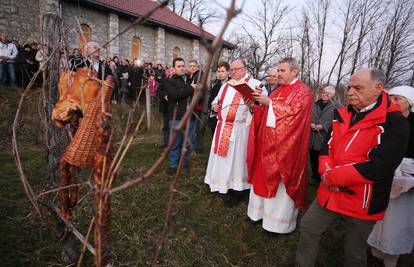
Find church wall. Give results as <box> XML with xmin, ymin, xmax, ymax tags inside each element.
<box><xmin>61</xmin><ymin>1</ymin><xmax>109</xmax><ymax>54</ymax></box>
<box><xmin>165</xmin><ymin>32</ymin><xmax>193</xmax><ymax>67</ymax></box>
<box><xmin>1</xmin><ymin>0</ymin><xmax>231</xmax><ymax>67</ymax></box>
<box><xmin>0</xmin><ymin>0</ymin><xmax>41</xmax><ymax>44</ymax></box>
<box><xmin>118</xmin><ymin>20</ymin><xmax>156</xmax><ymax>63</ymax></box>
<box><xmin>199</xmin><ymin>45</ymin><xmax>209</xmax><ymax>67</ymax></box>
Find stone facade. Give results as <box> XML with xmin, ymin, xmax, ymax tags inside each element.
<box><xmin>107</xmin><ymin>13</ymin><xmax>119</xmax><ymax>56</ymax></box>
<box><xmin>0</xmin><ymin>0</ymin><xmax>41</xmax><ymax>43</ymax></box>
<box><xmin>155</xmin><ymin>27</ymin><xmax>166</xmax><ymax>65</ymax></box>
<box><xmin>0</xmin><ymin>0</ymin><xmax>231</xmax><ymax>67</ymax></box>
<box><xmin>118</xmin><ymin>20</ymin><xmax>156</xmax><ymax>63</ymax></box>
<box><xmin>62</xmin><ymin>2</ymin><xmax>109</xmax><ymax>53</ymax></box>
<box><xmin>165</xmin><ymin>32</ymin><xmax>193</xmax><ymax>66</ymax></box>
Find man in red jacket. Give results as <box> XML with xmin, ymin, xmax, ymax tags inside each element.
<box><xmin>292</xmin><ymin>68</ymin><xmax>409</xmax><ymax>267</ymax></box>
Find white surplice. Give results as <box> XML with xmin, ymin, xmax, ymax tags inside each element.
<box><xmin>247</xmin><ymin>79</ymin><xmax>300</xmax><ymax>234</ymax></box>
<box><xmin>248</xmin><ymin>181</ymin><xmax>298</xmax><ymax>233</ymax></box>
<box><xmin>204</xmin><ymin>75</ymin><xmax>262</xmax><ymax>193</ymax></box>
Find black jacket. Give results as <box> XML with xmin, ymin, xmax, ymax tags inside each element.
<box><xmin>129</xmin><ymin>66</ymin><xmax>144</xmax><ymax>88</ymax></box>
<box><xmin>164</xmin><ymin>74</ymin><xmax>194</xmax><ymax>120</ymax></box>
<box><xmin>158</xmin><ymin>77</ymin><xmax>169</xmax><ymax>114</ymax></box>
<box><xmin>407</xmin><ymin>112</ymin><xmax>414</xmax><ymax>158</ymax></box>
<box><xmin>189</xmin><ymin>70</ymin><xmax>204</xmax><ymax>110</ymax></box>
<box><xmin>208</xmin><ymin>79</ymin><xmax>224</xmax><ymax>113</ymax></box>
<box><xmin>85</xmin><ymin>59</ymin><xmax>112</xmax><ymax>80</ymax></box>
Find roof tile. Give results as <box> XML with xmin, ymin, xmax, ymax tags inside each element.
<box><xmin>93</xmin><ymin>0</ymin><xmax>216</xmax><ymax>39</ymax></box>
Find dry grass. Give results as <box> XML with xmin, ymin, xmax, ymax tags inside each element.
<box><xmin>0</xmin><ymin>86</ymin><xmax>348</xmax><ymax>266</ymax></box>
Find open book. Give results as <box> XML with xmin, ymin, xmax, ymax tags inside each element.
<box><xmin>227</xmin><ymin>79</ymin><xmax>256</xmax><ymax>100</ymax></box>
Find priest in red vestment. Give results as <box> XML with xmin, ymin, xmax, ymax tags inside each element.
<box><xmin>246</xmin><ymin>57</ymin><xmax>313</xmax><ymax>233</ymax></box>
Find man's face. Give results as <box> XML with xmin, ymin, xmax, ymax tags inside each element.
<box><xmin>347</xmin><ymin>70</ymin><xmax>383</xmax><ymax>110</ymax></box>
<box><xmin>216</xmin><ymin>66</ymin><xmax>228</xmax><ymax>81</ymax></box>
<box><xmin>174</xmin><ymin>60</ymin><xmax>186</xmax><ymax>76</ymax></box>
<box><xmin>188</xmin><ymin>62</ymin><xmax>198</xmax><ymax>75</ymax></box>
<box><xmin>0</xmin><ymin>33</ymin><xmax>7</xmax><ymax>42</ymax></box>
<box><xmin>230</xmin><ymin>61</ymin><xmax>247</xmax><ymax>80</ymax></box>
<box><xmin>87</xmin><ymin>44</ymin><xmax>100</xmax><ymax>58</ymax></box>
<box><xmin>266</xmin><ymin>69</ymin><xmax>277</xmax><ymax>86</ymax></box>
<box><xmin>277</xmin><ymin>62</ymin><xmax>298</xmax><ymax>85</ymax></box>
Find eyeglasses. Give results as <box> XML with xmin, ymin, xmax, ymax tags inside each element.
<box><xmin>230</xmin><ymin>67</ymin><xmax>245</xmax><ymax>72</ymax></box>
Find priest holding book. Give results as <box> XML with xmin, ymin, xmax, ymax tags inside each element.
<box><xmin>204</xmin><ymin>59</ymin><xmax>264</xmax><ymax>206</ymax></box>
<box><xmin>246</xmin><ymin>57</ymin><xmax>312</xmax><ymax>233</ymax></box>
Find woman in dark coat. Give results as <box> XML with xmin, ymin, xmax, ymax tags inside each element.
<box><xmin>118</xmin><ymin>59</ymin><xmax>131</xmax><ymax>102</ymax></box>
<box><xmin>309</xmin><ymin>85</ymin><xmax>343</xmax><ymax>185</ymax></box>
<box><xmin>15</xmin><ymin>44</ymin><xmax>36</xmax><ymax>88</ymax></box>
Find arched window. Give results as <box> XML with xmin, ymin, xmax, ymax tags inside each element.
<box><xmin>131</xmin><ymin>37</ymin><xmax>141</xmax><ymax>59</ymax></box>
<box><xmin>79</xmin><ymin>24</ymin><xmax>92</xmax><ymax>57</ymax></box>
<box><xmin>173</xmin><ymin>47</ymin><xmax>181</xmax><ymax>59</ymax></box>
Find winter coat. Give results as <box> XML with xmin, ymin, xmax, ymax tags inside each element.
<box><xmin>164</xmin><ymin>74</ymin><xmax>193</xmax><ymax>120</ymax></box>
<box><xmin>317</xmin><ymin>92</ymin><xmax>409</xmax><ymax>221</ymax></box>
<box><xmin>310</xmin><ymin>99</ymin><xmax>343</xmax><ymax>151</ymax></box>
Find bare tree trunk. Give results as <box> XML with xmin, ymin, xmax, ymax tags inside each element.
<box><xmin>315</xmin><ymin>0</ymin><xmax>329</xmax><ymax>87</ymax></box>
<box><xmin>327</xmin><ymin>0</ymin><xmax>356</xmax><ymax>87</ymax></box>
<box><xmin>41</xmin><ymin>7</ymin><xmax>79</xmax><ymax>266</ymax></box>
<box><xmin>42</xmin><ymin>12</ymin><xmax>64</xmax><ymax>187</ymax></box>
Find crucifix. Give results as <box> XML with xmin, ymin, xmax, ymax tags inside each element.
<box><xmin>273</xmin><ymin>93</ymin><xmax>284</xmax><ymax>101</ymax></box>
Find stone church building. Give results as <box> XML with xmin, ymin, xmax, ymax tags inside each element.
<box><xmin>0</xmin><ymin>0</ymin><xmax>233</xmax><ymax>67</ymax></box>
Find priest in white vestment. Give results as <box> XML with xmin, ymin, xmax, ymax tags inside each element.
<box><xmin>205</xmin><ymin>59</ymin><xmax>264</xmax><ymax>205</ymax></box>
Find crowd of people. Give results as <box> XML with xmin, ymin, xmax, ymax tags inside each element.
<box><xmin>152</xmin><ymin>53</ymin><xmax>413</xmax><ymax>266</ymax></box>
<box><xmin>0</xmin><ymin>32</ymin><xmax>43</xmax><ymax>88</ymax></box>
<box><xmin>2</xmin><ymin>32</ymin><xmax>413</xmax><ymax>266</ymax></box>
<box><xmin>201</xmin><ymin>59</ymin><xmax>413</xmax><ymax>267</ymax></box>
<box><xmin>0</xmin><ymin>32</ymin><xmax>164</xmax><ymax>105</ymax></box>
<box><xmin>67</xmin><ymin>43</ymin><xmax>166</xmax><ymax>105</ymax></box>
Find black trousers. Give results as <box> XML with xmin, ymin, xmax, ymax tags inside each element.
<box><xmin>208</xmin><ymin>116</ymin><xmax>217</xmax><ymax>136</ymax></box>
<box><xmin>309</xmin><ymin>149</ymin><xmax>321</xmax><ymax>182</ymax></box>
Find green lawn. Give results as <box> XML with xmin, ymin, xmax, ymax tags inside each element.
<box><xmin>0</xmin><ymin>86</ymin><xmax>347</xmax><ymax>266</ymax></box>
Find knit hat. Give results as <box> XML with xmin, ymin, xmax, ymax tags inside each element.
<box><xmin>389</xmin><ymin>86</ymin><xmax>414</xmax><ymax>112</ymax></box>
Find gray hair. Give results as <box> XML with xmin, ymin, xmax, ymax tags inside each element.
<box><xmin>323</xmin><ymin>85</ymin><xmax>336</xmax><ymax>95</ymax></box>
<box><xmin>86</xmin><ymin>41</ymin><xmax>100</xmax><ymax>49</ymax></box>
<box><xmin>279</xmin><ymin>57</ymin><xmax>300</xmax><ymax>72</ymax></box>
<box><xmin>370</xmin><ymin>69</ymin><xmax>385</xmax><ymax>86</ymax></box>
<box><xmin>230</xmin><ymin>59</ymin><xmax>246</xmax><ymax>68</ymax></box>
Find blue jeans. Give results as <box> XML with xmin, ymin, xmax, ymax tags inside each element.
<box><xmin>189</xmin><ymin>111</ymin><xmax>201</xmax><ymax>151</ymax></box>
<box><xmin>168</xmin><ymin>119</ymin><xmax>196</xmax><ymax>168</ymax></box>
<box><xmin>0</xmin><ymin>61</ymin><xmax>17</xmax><ymax>87</ymax></box>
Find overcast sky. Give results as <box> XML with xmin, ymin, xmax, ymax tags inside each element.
<box><xmin>203</xmin><ymin>0</ymin><xmax>342</xmax><ymax>78</ymax></box>
<box><xmin>204</xmin><ymin>0</ymin><xmax>303</xmax><ymax>39</ymax></box>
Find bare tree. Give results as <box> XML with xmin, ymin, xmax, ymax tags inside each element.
<box><xmin>348</xmin><ymin>0</ymin><xmax>382</xmax><ymax>75</ymax></box>
<box><xmin>326</xmin><ymin>0</ymin><xmax>358</xmax><ymax>88</ymax></box>
<box><xmin>367</xmin><ymin>0</ymin><xmax>414</xmax><ymax>86</ymax></box>
<box><xmin>168</xmin><ymin>0</ymin><xmax>187</xmax><ymax>16</ymax></box>
<box><xmin>168</xmin><ymin>0</ymin><xmax>220</xmax><ymax>26</ymax></box>
<box><xmin>230</xmin><ymin>0</ymin><xmax>290</xmax><ymax>78</ymax></box>
<box><xmin>313</xmin><ymin>0</ymin><xmax>330</xmax><ymax>87</ymax></box>
<box><xmin>297</xmin><ymin>9</ymin><xmax>313</xmax><ymax>86</ymax></box>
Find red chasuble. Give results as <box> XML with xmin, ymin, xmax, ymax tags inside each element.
<box><xmin>246</xmin><ymin>80</ymin><xmax>313</xmax><ymax>208</ymax></box>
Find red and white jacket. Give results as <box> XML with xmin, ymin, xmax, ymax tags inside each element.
<box><xmin>317</xmin><ymin>92</ymin><xmax>409</xmax><ymax>221</ymax></box>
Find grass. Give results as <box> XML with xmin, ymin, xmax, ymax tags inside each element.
<box><xmin>0</xmin><ymin>86</ymin><xmax>347</xmax><ymax>266</ymax></box>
